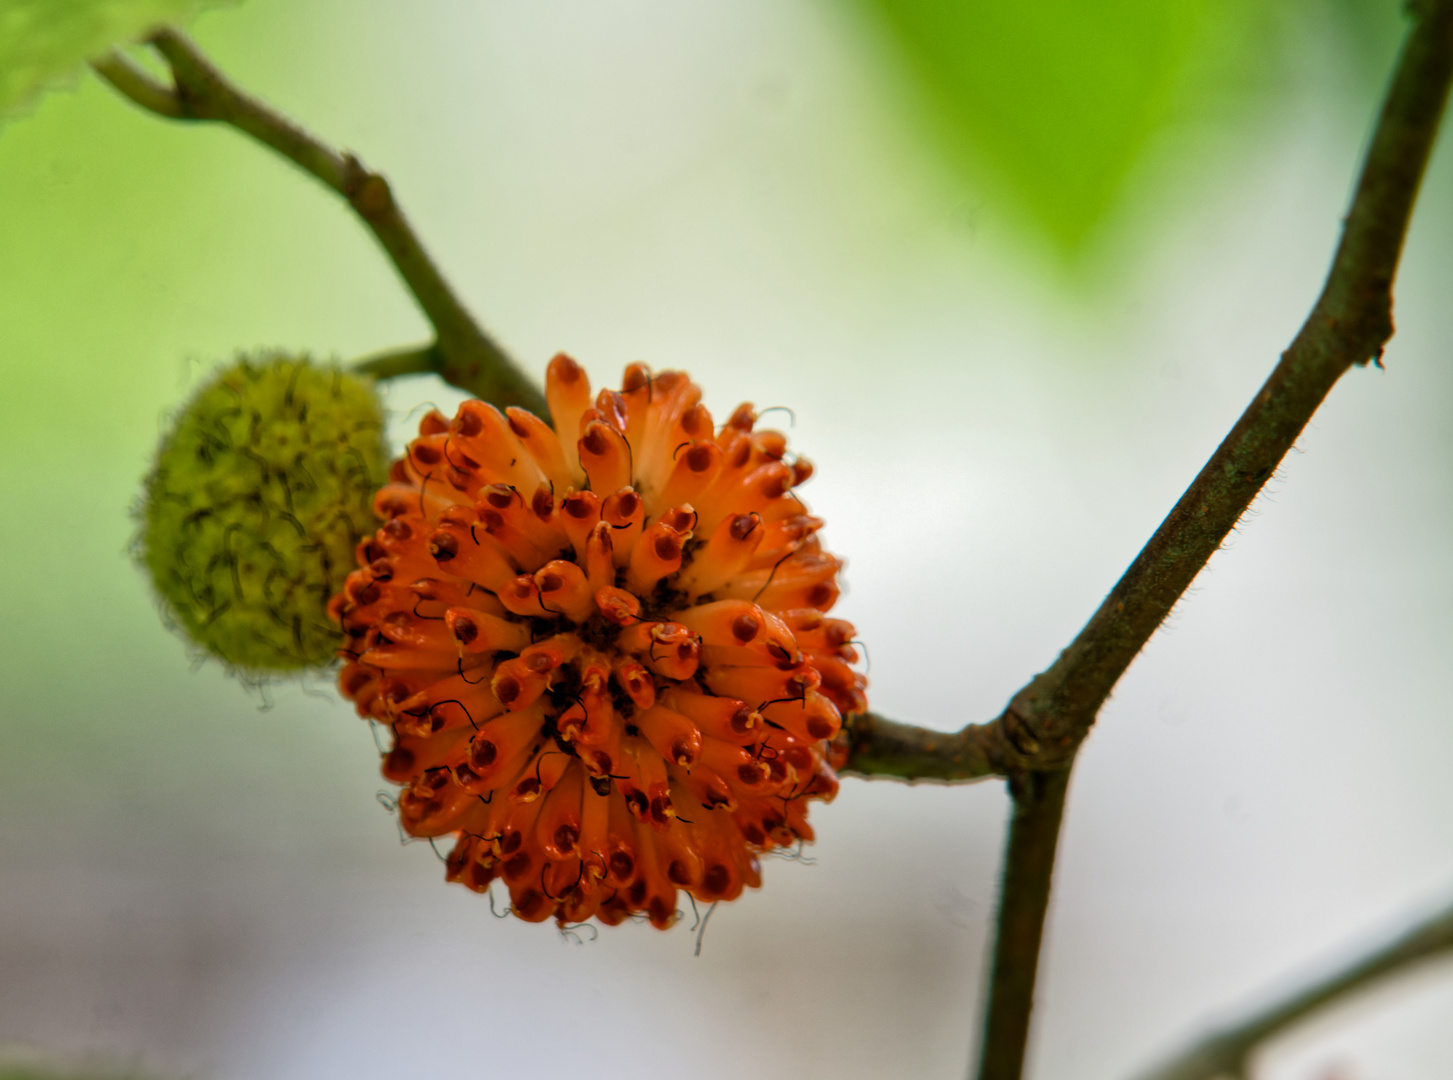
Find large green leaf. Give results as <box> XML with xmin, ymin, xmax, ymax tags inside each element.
<box><xmin>858</xmin><ymin>0</ymin><xmax>1252</xmax><ymax>251</ymax></box>
<box><xmin>0</xmin><ymin>0</ymin><xmax>228</xmax><ymax>118</ymax></box>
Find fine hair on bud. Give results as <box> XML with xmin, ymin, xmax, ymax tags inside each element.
<box><xmin>135</xmin><ymin>350</ymin><xmax>388</xmax><ymax>677</ymax></box>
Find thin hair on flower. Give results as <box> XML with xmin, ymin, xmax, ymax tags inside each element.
<box><xmin>330</xmin><ymin>358</ymin><xmax>866</xmax><ymax>928</ymax></box>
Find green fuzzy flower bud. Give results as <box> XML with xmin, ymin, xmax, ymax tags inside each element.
<box><xmin>136</xmin><ymin>352</ymin><xmax>389</xmax><ymax>675</ymax></box>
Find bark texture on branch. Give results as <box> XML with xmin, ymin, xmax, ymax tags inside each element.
<box><xmin>88</xmin><ymin>12</ymin><xmax>1453</xmax><ymax>1080</ymax></box>
<box><xmin>849</xmin><ymin>0</ymin><xmax>1453</xmax><ymax>789</ymax></box>
<box><xmin>92</xmin><ymin>34</ymin><xmax>545</xmax><ymax>416</ymax></box>
<box><xmin>963</xmin><ymin>4</ymin><xmax>1453</xmax><ymax>1077</ymax></box>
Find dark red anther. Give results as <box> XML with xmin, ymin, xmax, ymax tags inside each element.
<box><xmin>549</xmin><ymin>352</ymin><xmax>584</xmax><ymax>386</ymax></box>
<box><xmin>428</xmin><ymin>531</ymin><xmax>458</xmax><ymax>561</ymax></box>
<box><xmin>455</xmin><ymin>407</ymin><xmax>484</xmax><ymax>438</ymax></box>
<box><xmin>686</xmin><ymin>444</ymin><xmax>714</xmax><ymax>472</ymax></box>
<box><xmin>703</xmin><ymin>864</ymin><xmax>731</xmax><ymax>896</ymax></box>
<box><xmin>383</xmin><ymin>745</ymin><xmax>414</xmax><ymax>780</ymax></box>
<box><xmin>341</xmin><ymin>666</ymin><xmax>372</xmax><ymax>697</ymax></box>
<box><xmin>582</xmin><ymin>426</ymin><xmax>608</xmax><ymax>457</ymax></box>
<box><xmin>621</xmin><ymin>364</ymin><xmax>650</xmax><ymax>393</ymax></box>
<box><xmin>504</xmin><ymin>852</ymin><xmax>531</xmax><ymax>879</ymax></box>
<box><xmin>807</xmin><ymin>714</ymin><xmax>836</xmax><ymax>739</ymax></box>
<box><xmin>729</xmin><ymin>514</ymin><xmax>759</xmax><ymax>541</ymax></box>
<box><xmin>738</xmin><ymin>762</ymin><xmax>767</xmax><ymax>786</ymax></box>
<box><xmin>781</xmin><ymin>745</ymin><xmax>813</xmax><ymax>770</ymax></box>
<box><xmin>483</xmin><ymin>484</ymin><xmax>515</xmax><ymax>509</ymax></box>
<box><xmin>609</xmin><ymin>851</ymin><xmax>634</xmax><ymax>881</ymax></box>
<box><xmin>659</xmin><ymin>506</ymin><xmax>696</xmax><ymax>534</ymax></box>
<box><xmin>495</xmin><ymin>675</ymin><xmax>521</xmax><ymax>705</ymax></box>
<box><xmin>681</xmin><ymin>403</ymin><xmax>708</xmax><ymax>437</ymax></box>
<box><xmin>469</xmin><ymin>737</ymin><xmax>497</xmax><ymax>770</ymax></box>
<box><xmin>731</xmin><ymin>613</ymin><xmax>761</xmax><ymax>642</ymax></box>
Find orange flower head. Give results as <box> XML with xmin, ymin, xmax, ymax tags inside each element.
<box><xmin>331</xmin><ymin>358</ymin><xmax>866</xmax><ymax>928</ymax></box>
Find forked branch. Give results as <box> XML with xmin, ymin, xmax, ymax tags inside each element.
<box><xmin>88</xmin><ymin>12</ymin><xmax>1453</xmax><ymax>1080</ymax></box>
<box><xmin>91</xmin><ymin>34</ymin><xmax>546</xmax><ymax>415</ymax></box>
<box><xmin>850</xmin><ymin>0</ymin><xmax>1453</xmax><ymax>790</ymax></box>
<box><xmin>967</xmin><ymin>3</ymin><xmax>1453</xmax><ymax>1077</ymax></box>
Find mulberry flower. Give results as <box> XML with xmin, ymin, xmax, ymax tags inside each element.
<box><xmin>331</xmin><ymin>357</ymin><xmax>866</xmax><ymax>928</ymax></box>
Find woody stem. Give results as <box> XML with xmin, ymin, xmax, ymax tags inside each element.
<box><xmin>970</xmin><ymin>4</ymin><xmax>1453</xmax><ymax>1077</ymax></box>
<box><xmin>90</xmin><ymin>33</ymin><xmax>546</xmax><ymax>415</ymax></box>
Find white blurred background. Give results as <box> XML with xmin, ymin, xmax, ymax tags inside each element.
<box><xmin>1</xmin><ymin>1</ymin><xmax>1452</xmax><ymax>1078</ymax></box>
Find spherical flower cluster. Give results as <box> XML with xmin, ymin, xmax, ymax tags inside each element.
<box><xmin>331</xmin><ymin>357</ymin><xmax>866</xmax><ymax>928</ymax></box>
<box><xmin>138</xmin><ymin>353</ymin><xmax>388</xmax><ymax>675</ymax></box>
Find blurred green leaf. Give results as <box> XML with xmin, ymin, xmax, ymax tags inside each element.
<box><xmin>858</xmin><ymin>0</ymin><xmax>1405</xmax><ymax>253</ymax></box>
<box><xmin>860</xmin><ymin>0</ymin><xmax>1241</xmax><ymax>250</ymax></box>
<box><xmin>0</xmin><ymin>0</ymin><xmax>230</xmax><ymax>118</ymax></box>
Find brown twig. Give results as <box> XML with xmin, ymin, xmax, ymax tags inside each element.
<box><xmin>975</xmin><ymin>767</ymin><xmax>1072</xmax><ymax>1080</ymax></box>
<box><xmin>353</xmin><ymin>341</ymin><xmax>445</xmax><ymax>381</ymax></box>
<box><xmin>1133</xmin><ymin>897</ymin><xmax>1453</xmax><ymax>1080</ymax></box>
<box><xmin>848</xmin><ymin>0</ymin><xmax>1453</xmax><ymax>785</ymax></box>
<box><xmin>91</xmin><ymin>34</ymin><xmax>546</xmax><ymax>416</ymax></box>
<box><xmin>842</xmin><ymin>4</ymin><xmax>1453</xmax><ymax>1077</ymax></box>
<box><xmin>970</xmin><ymin>4</ymin><xmax>1453</xmax><ymax>1076</ymax></box>
<box><xmin>90</xmin><ymin>12</ymin><xmax>1453</xmax><ymax>1080</ymax></box>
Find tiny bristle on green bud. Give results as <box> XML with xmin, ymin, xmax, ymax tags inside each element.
<box><xmin>137</xmin><ymin>352</ymin><xmax>389</xmax><ymax>675</ymax></box>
